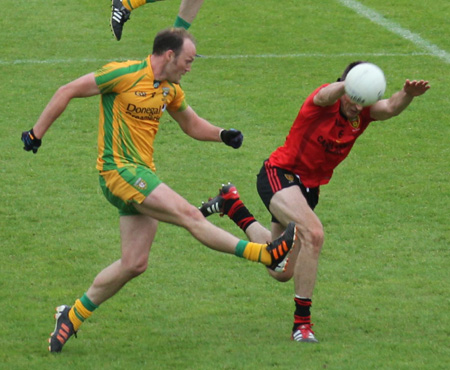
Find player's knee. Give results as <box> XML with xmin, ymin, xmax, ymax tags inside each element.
<box><xmin>181</xmin><ymin>204</ymin><xmax>205</xmax><ymax>227</ymax></box>
<box><xmin>299</xmin><ymin>224</ymin><xmax>324</xmax><ymax>254</ymax></box>
<box><xmin>122</xmin><ymin>257</ymin><xmax>148</xmax><ymax>277</ymax></box>
<box><xmin>311</xmin><ymin>225</ymin><xmax>324</xmax><ymax>248</ymax></box>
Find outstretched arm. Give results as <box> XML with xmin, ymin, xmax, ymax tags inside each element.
<box><xmin>313</xmin><ymin>81</ymin><xmax>346</xmax><ymax>107</ymax></box>
<box><xmin>32</xmin><ymin>73</ymin><xmax>100</xmax><ymax>139</ymax></box>
<box><xmin>370</xmin><ymin>79</ymin><xmax>430</xmax><ymax>121</ymax></box>
<box><xmin>169</xmin><ymin>106</ymin><xmax>243</xmax><ymax>148</ymax></box>
<box><xmin>169</xmin><ymin>106</ymin><xmax>222</xmax><ymax>141</ymax></box>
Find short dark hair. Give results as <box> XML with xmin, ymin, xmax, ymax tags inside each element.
<box><xmin>152</xmin><ymin>28</ymin><xmax>196</xmax><ymax>57</ymax></box>
<box><xmin>338</xmin><ymin>61</ymin><xmax>366</xmax><ymax>81</ymax></box>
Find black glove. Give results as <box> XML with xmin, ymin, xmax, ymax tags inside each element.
<box><xmin>21</xmin><ymin>128</ymin><xmax>42</xmax><ymax>154</ymax></box>
<box><xmin>220</xmin><ymin>129</ymin><xmax>243</xmax><ymax>149</ymax></box>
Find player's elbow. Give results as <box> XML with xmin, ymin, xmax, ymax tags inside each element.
<box><xmin>55</xmin><ymin>83</ymin><xmax>79</xmax><ymax>102</ymax></box>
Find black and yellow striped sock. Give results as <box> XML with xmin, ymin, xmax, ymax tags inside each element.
<box><xmin>235</xmin><ymin>240</ymin><xmax>271</xmax><ymax>265</ymax></box>
<box><xmin>68</xmin><ymin>293</ymin><xmax>99</xmax><ymax>332</ymax></box>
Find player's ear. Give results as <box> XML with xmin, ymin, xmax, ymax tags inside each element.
<box><xmin>163</xmin><ymin>49</ymin><xmax>175</xmax><ymax>62</ymax></box>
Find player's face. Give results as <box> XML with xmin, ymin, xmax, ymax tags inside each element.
<box><xmin>340</xmin><ymin>94</ymin><xmax>364</xmax><ymax>120</ymax></box>
<box><xmin>165</xmin><ymin>39</ymin><xmax>196</xmax><ymax>84</ymax></box>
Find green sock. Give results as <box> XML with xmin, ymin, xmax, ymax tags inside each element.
<box><xmin>174</xmin><ymin>15</ymin><xmax>191</xmax><ymax>30</ymax></box>
<box><xmin>235</xmin><ymin>240</ymin><xmax>248</xmax><ymax>257</ymax></box>
<box><xmin>80</xmin><ymin>293</ymin><xmax>99</xmax><ymax>312</ymax></box>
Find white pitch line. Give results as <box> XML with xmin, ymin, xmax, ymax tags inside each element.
<box><xmin>337</xmin><ymin>0</ymin><xmax>450</xmax><ymax>64</ymax></box>
<box><xmin>0</xmin><ymin>52</ymin><xmax>433</xmax><ymax>66</ymax></box>
<box><xmin>197</xmin><ymin>52</ymin><xmax>431</xmax><ymax>59</ymax></box>
<box><xmin>0</xmin><ymin>58</ymin><xmax>112</xmax><ymax>66</ymax></box>
<box><xmin>1</xmin><ymin>2</ymin><xmax>448</xmax><ymax>66</ymax></box>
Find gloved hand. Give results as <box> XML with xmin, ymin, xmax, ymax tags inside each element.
<box><xmin>220</xmin><ymin>129</ymin><xmax>243</xmax><ymax>149</ymax></box>
<box><xmin>21</xmin><ymin>129</ymin><xmax>42</xmax><ymax>154</ymax></box>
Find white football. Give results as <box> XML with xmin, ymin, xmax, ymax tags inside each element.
<box><xmin>344</xmin><ymin>63</ymin><xmax>386</xmax><ymax>106</ymax></box>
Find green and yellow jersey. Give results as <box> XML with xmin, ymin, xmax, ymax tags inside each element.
<box><xmin>94</xmin><ymin>56</ymin><xmax>187</xmax><ymax>172</ymax></box>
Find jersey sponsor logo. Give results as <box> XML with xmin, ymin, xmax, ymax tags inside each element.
<box><xmin>126</xmin><ymin>103</ymin><xmax>164</xmax><ymax>121</ymax></box>
<box><xmin>134</xmin><ymin>91</ymin><xmax>157</xmax><ymax>98</ymax></box>
<box><xmin>317</xmin><ymin>135</ymin><xmax>351</xmax><ymax>155</ymax></box>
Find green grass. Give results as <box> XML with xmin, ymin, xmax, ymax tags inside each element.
<box><xmin>1</xmin><ymin>0</ymin><xmax>449</xmax><ymax>369</ymax></box>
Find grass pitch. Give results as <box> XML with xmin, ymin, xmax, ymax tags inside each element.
<box><xmin>1</xmin><ymin>0</ymin><xmax>449</xmax><ymax>369</ymax></box>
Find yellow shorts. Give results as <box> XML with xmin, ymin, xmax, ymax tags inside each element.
<box><xmin>99</xmin><ymin>164</ymin><xmax>162</xmax><ymax>216</ymax></box>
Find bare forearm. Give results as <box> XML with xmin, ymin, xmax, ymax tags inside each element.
<box><xmin>370</xmin><ymin>90</ymin><xmax>414</xmax><ymax>120</ymax></box>
<box><xmin>33</xmin><ymin>88</ymin><xmax>73</xmax><ymax>139</ymax></box>
<box><xmin>370</xmin><ymin>79</ymin><xmax>430</xmax><ymax>120</ymax></box>
<box><xmin>314</xmin><ymin>82</ymin><xmax>346</xmax><ymax>106</ymax></box>
<box><xmin>32</xmin><ymin>73</ymin><xmax>100</xmax><ymax>139</ymax></box>
<box><xmin>186</xmin><ymin>117</ymin><xmax>222</xmax><ymax>142</ymax></box>
<box><xmin>170</xmin><ymin>106</ymin><xmax>223</xmax><ymax>142</ymax></box>
<box><xmin>387</xmin><ymin>90</ymin><xmax>414</xmax><ymax>115</ymax></box>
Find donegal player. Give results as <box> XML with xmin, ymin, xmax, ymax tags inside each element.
<box><xmin>21</xmin><ymin>28</ymin><xmax>296</xmax><ymax>353</ymax></box>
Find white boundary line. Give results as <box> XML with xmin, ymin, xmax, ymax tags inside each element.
<box><xmin>1</xmin><ymin>1</ymin><xmax>448</xmax><ymax>66</ymax></box>
<box><xmin>0</xmin><ymin>52</ymin><xmax>434</xmax><ymax>66</ymax></box>
<box><xmin>337</xmin><ymin>0</ymin><xmax>450</xmax><ymax>64</ymax></box>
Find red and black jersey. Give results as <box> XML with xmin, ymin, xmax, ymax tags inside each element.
<box><xmin>269</xmin><ymin>84</ymin><xmax>375</xmax><ymax>188</ymax></box>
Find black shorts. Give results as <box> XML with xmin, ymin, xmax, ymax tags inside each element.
<box><xmin>256</xmin><ymin>160</ymin><xmax>319</xmax><ymax>223</ymax></box>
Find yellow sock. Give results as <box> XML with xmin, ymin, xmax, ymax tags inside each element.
<box><xmin>68</xmin><ymin>295</ymin><xmax>98</xmax><ymax>332</ymax></box>
<box><xmin>122</xmin><ymin>0</ymin><xmax>154</xmax><ymax>11</ymax></box>
<box><xmin>242</xmin><ymin>242</ymin><xmax>271</xmax><ymax>265</ymax></box>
